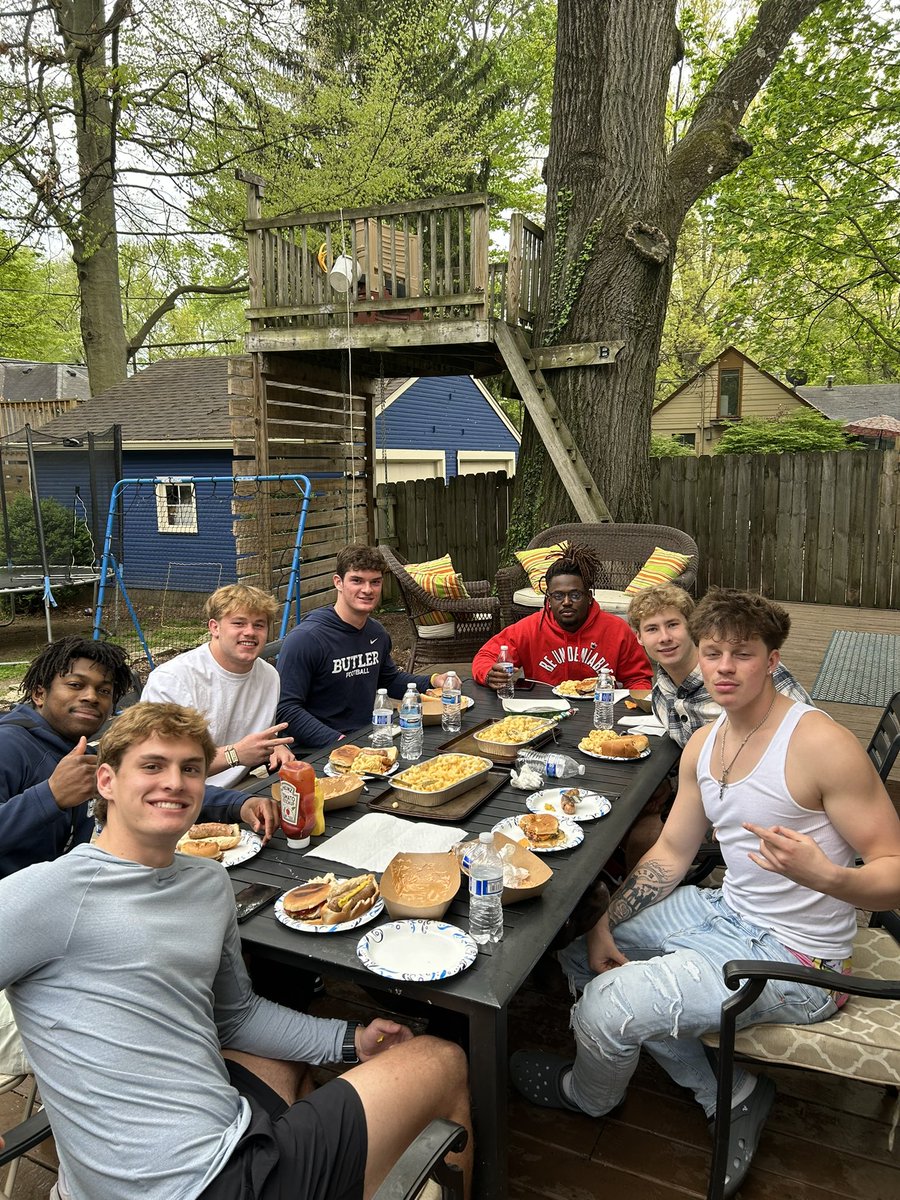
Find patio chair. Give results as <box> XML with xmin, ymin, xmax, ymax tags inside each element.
<box><xmin>866</xmin><ymin>690</ymin><xmax>900</xmax><ymax>784</ymax></box>
<box><xmin>704</xmin><ymin>909</ymin><xmax>900</xmax><ymax>1200</ymax></box>
<box><xmin>494</xmin><ymin>522</ymin><xmax>699</xmax><ymax>628</ymax></box>
<box><xmin>0</xmin><ymin>1109</ymin><xmax>466</xmax><ymax>1200</ymax></box>
<box><xmin>0</xmin><ymin>1073</ymin><xmax>40</xmax><ymax>1197</ymax></box>
<box><xmin>379</xmin><ymin>545</ymin><xmax>501</xmax><ymax>672</ymax></box>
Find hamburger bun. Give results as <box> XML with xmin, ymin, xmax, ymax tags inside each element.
<box><xmin>575</xmin><ymin>677</ymin><xmax>598</xmax><ymax>695</ymax></box>
<box><xmin>179</xmin><ymin>840</ymin><xmax>222</xmax><ymax>861</ymax></box>
<box><xmin>282</xmin><ymin>873</ymin><xmax>379</xmax><ymax>925</ymax></box>
<box><xmin>329</xmin><ymin>744</ymin><xmax>362</xmax><ymax>773</ymax></box>
<box><xmin>518</xmin><ymin>812</ymin><xmax>561</xmax><ymax>844</ymax></box>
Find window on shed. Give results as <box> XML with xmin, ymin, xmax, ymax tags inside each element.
<box><xmin>718</xmin><ymin>368</ymin><xmax>741</xmax><ymax>418</ymax></box>
<box><xmin>674</xmin><ymin>433</ymin><xmax>696</xmax><ymax>449</ymax></box>
<box><xmin>155</xmin><ymin>482</ymin><xmax>198</xmax><ymax>534</ymax></box>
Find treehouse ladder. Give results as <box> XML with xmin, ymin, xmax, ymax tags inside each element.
<box><xmin>494</xmin><ymin>323</ymin><xmax>611</xmax><ymax>522</ymax></box>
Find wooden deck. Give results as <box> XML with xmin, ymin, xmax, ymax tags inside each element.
<box><xmin>3</xmin><ymin>599</ymin><xmax>898</xmax><ymax>1199</ymax></box>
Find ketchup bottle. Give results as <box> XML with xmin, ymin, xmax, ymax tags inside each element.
<box><xmin>279</xmin><ymin>760</ymin><xmax>317</xmax><ymax>849</ymax></box>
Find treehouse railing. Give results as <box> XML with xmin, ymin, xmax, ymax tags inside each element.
<box><xmin>240</xmin><ymin>180</ymin><xmax>544</xmax><ymax>335</ymax></box>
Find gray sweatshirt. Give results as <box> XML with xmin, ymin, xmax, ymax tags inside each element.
<box><xmin>0</xmin><ymin>844</ymin><xmax>346</xmax><ymax>1200</ymax></box>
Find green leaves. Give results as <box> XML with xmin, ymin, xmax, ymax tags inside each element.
<box><xmin>713</xmin><ymin>408</ymin><xmax>858</xmax><ymax>454</ymax></box>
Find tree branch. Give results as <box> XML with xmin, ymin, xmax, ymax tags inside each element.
<box><xmin>126</xmin><ymin>278</ymin><xmax>248</xmax><ymax>354</ymax></box>
<box><xmin>668</xmin><ymin>0</ymin><xmax>825</xmax><ymax>216</ymax></box>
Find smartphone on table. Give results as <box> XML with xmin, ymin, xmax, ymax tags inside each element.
<box><xmin>514</xmin><ymin>678</ymin><xmax>537</xmax><ymax>692</ymax></box>
<box><xmin>234</xmin><ymin>882</ymin><xmax>281</xmax><ymax>923</ymax></box>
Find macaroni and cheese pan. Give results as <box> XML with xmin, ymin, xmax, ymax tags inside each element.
<box><xmin>473</xmin><ymin>715</ymin><xmax>558</xmax><ymax>756</ymax></box>
<box><xmin>390</xmin><ymin>753</ymin><xmax>493</xmax><ymax>806</ymax></box>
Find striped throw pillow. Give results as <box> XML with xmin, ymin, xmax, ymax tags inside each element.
<box><xmin>514</xmin><ymin>542</ymin><xmax>569</xmax><ymax>591</ymax></box>
<box><xmin>625</xmin><ymin>547</ymin><xmax>692</xmax><ymax>595</ymax></box>
<box><xmin>407</xmin><ymin>555</ymin><xmax>470</xmax><ymax>625</ymax></box>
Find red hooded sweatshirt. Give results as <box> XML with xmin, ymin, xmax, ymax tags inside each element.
<box><xmin>472</xmin><ymin>602</ymin><xmax>652</xmax><ymax>689</ymax></box>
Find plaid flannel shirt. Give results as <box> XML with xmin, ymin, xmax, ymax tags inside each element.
<box><xmin>652</xmin><ymin>663</ymin><xmax>813</xmax><ymax>749</ymax></box>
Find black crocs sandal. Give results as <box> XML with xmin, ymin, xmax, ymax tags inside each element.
<box><xmin>510</xmin><ymin>1051</ymin><xmax>582</xmax><ymax>1112</ymax></box>
<box><xmin>711</xmin><ymin>1075</ymin><xmax>776</xmax><ymax>1198</ymax></box>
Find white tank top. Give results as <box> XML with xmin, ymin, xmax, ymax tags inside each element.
<box><xmin>698</xmin><ymin>702</ymin><xmax>856</xmax><ymax>959</ymax></box>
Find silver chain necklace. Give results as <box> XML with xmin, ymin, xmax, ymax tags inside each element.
<box><xmin>717</xmin><ymin>691</ymin><xmax>778</xmax><ymax>802</ymax></box>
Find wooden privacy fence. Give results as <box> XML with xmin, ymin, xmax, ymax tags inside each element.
<box><xmin>376</xmin><ymin>472</ymin><xmax>514</xmax><ymax>601</ymax></box>
<box><xmin>376</xmin><ymin>451</ymin><xmax>900</xmax><ymax>611</ymax></box>
<box><xmin>651</xmin><ymin>449</ymin><xmax>900</xmax><ymax>608</ymax></box>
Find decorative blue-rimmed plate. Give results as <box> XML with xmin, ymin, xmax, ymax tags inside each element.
<box><xmin>274</xmin><ymin>894</ymin><xmax>384</xmax><ymax>934</ymax></box>
<box><xmin>324</xmin><ymin>761</ymin><xmax>400</xmax><ymax>781</ymax></box>
<box><xmin>525</xmin><ymin>788</ymin><xmax>613</xmax><ymax>822</ymax></box>
<box><xmin>490</xmin><ymin>813</ymin><xmax>584</xmax><ymax>853</ymax></box>
<box><xmin>356</xmin><ymin>920</ymin><xmax>478</xmax><ymax>981</ymax></box>
<box><xmin>222</xmin><ymin>830</ymin><xmax>263</xmax><ymax>868</ymax></box>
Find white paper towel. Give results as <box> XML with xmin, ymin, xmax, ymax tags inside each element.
<box><xmin>303</xmin><ymin>813</ymin><xmax>468</xmax><ymax>873</ymax></box>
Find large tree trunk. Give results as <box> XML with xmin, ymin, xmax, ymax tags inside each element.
<box><xmin>68</xmin><ymin>0</ymin><xmax>129</xmax><ymax>395</ymax></box>
<box><xmin>510</xmin><ymin>0</ymin><xmax>824</xmax><ymax>538</ymax></box>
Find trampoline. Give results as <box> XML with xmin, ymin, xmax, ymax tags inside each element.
<box><xmin>0</xmin><ymin>423</ymin><xmax>121</xmax><ymax>641</ymax></box>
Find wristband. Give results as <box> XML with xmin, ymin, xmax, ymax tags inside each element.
<box><xmin>341</xmin><ymin>1022</ymin><xmax>361</xmax><ymax>1064</ymax></box>
<box><xmin>224</xmin><ymin>746</ymin><xmax>240</xmax><ymax>769</ymax></box>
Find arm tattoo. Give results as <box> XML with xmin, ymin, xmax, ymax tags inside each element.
<box><xmin>608</xmin><ymin>859</ymin><xmax>679</xmax><ymax>929</ymax></box>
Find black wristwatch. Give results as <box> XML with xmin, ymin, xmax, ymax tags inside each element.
<box><xmin>341</xmin><ymin>1022</ymin><xmax>361</xmax><ymax>1064</ymax></box>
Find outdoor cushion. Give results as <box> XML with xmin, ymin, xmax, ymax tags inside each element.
<box><xmin>514</xmin><ymin>542</ymin><xmax>569</xmax><ymax>591</ymax></box>
<box><xmin>702</xmin><ymin>926</ymin><xmax>900</xmax><ymax>1087</ymax></box>
<box><xmin>625</xmin><ymin>546</ymin><xmax>693</xmax><ymax>595</ymax></box>
<box><xmin>406</xmin><ymin>554</ymin><xmax>470</xmax><ymax>625</ymax></box>
<box><xmin>415</xmin><ymin>620</ymin><xmax>457</xmax><ymax>639</ymax></box>
<box><xmin>512</xmin><ymin>586</ymin><xmax>631</xmax><ymax>616</ymax></box>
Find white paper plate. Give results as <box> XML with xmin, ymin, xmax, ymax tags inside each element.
<box><xmin>551</xmin><ymin>683</ymin><xmax>596</xmax><ymax>700</ymax></box>
<box><xmin>357</xmin><ymin>920</ymin><xmax>478</xmax><ymax>981</ymax></box>
<box><xmin>324</xmin><ymin>761</ymin><xmax>400</xmax><ymax>781</ymax></box>
<box><xmin>491</xmin><ymin>813</ymin><xmax>584</xmax><ymax>853</ymax></box>
<box><xmin>178</xmin><ymin>829</ymin><xmax>261</xmax><ymax>868</ymax></box>
<box><xmin>274</xmin><ymin>892</ymin><xmax>385</xmax><ymax>934</ymax></box>
<box><xmin>578</xmin><ymin>744</ymin><xmax>651</xmax><ymax>762</ymax></box>
<box><xmin>525</xmin><ymin>788</ymin><xmax>612</xmax><ymax>822</ymax></box>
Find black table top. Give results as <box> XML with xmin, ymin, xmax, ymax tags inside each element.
<box><xmin>232</xmin><ymin>683</ymin><xmax>681</xmax><ymax>1014</ymax></box>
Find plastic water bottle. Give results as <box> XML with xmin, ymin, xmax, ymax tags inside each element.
<box><xmin>399</xmin><ymin>684</ymin><xmax>424</xmax><ymax>761</ymax></box>
<box><xmin>441</xmin><ymin>670</ymin><xmax>462</xmax><ymax>732</ymax></box>
<box><xmin>594</xmin><ymin>667</ymin><xmax>615</xmax><ymax>730</ymax></box>
<box><xmin>496</xmin><ymin>644</ymin><xmax>515</xmax><ymax>699</ymax></box>
<box><xmin>516</xmin><ymin>750</ymin><xmax>585</xmax><ymax>779</ymax></box>
<box><xmin>372</xmin><ymin>688</ymin><xmax>393</xmax><ymax>748</ymax></box>
<box><xmin>468</xmin><ymin>832</ymin><xmax>504</xmax><ymax>944</ymax></box>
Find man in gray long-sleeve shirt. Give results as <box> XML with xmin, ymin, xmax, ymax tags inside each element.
<box><xmin>0</xmin><ymin>701</ymin><xmax>472</xmax><ymax>1200</ymax></box>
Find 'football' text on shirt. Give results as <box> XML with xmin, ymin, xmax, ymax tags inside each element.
<box><xmin>332</xmin><ymin>650</ymin><xmax>381</xmax><ymax>676</ymax></box>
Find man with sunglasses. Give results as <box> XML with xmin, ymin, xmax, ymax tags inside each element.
<box><xmin>472</xmin><ymin>543</ymin><xmax>652</xmax><ymax>690</ymax></box>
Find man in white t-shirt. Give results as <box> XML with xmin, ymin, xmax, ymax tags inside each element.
<box><xmin>143</xmin><ymin>585</ymin><xmax>294</xmax><ymax>787</ymax></box>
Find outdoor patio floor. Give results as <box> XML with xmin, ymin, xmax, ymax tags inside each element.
<box><xmin>3</xmin><ymin>599</ymin><xmax>898</xmax><ymax>1199</ymax></box>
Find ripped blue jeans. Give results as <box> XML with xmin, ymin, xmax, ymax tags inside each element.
<box><xmin>557</xmin><ymin>886</ymin><xmax>837</xmax><ymax>1117</ymax></box>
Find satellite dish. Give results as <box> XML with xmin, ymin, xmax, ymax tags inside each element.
<box><xmin>785</xmin><ymin>368</ymin><xmax>808</xmax><ymax>387</ymax></box>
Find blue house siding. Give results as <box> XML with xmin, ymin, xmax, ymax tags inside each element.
<box><xmin>119</xmin><ymin>450</ymin><xmax>238</xmax><ymax>591</ymax></box>
<box><xmin>375</xmin><ymin>376</ymin><xmax>518</xmax><ymax>479</ymax></box>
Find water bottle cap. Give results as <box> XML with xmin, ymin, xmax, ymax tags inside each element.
<box><xmin>479</xmin><ymin>831</ymin><xmax>493</xmax><ymax>844</ymax></box>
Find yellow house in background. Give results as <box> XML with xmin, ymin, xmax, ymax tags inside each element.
<box><xmin>652</xmin><ymin>346</ymin><xmax>814</xmax><ymax>454</ymax></box>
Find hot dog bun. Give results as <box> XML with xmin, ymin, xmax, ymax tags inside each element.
<box><xmin>179</xmin><ymin>840</ymin><xmax>222</xmax><ymax>860</ymax></box>
<box><xmin>282</xmin><ymin>873</ymin><xmax>379</xmax><ymax>925</ymax></box>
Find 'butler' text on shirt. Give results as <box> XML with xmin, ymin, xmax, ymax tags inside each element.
<box><xmin>332</xmin><ymin>650</ymin><xmax>381</xmax><ymax>675</ymax></box>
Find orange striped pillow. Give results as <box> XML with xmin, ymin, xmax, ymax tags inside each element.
<box><xmin>625</xmin><ymin>547</ymin><xmax>692</xmax><ymax>595</ymax></box>
<box><xmin>515</xmin><ymin>542</ymin><xmax>569</xmax><ymax>591</ymax></box>
<box><xmin>407</xmin><ymin>555</ymin><xmax>470</xmax><ymax>625</ymax></box>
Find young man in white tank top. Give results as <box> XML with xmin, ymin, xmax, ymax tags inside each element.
<box><xmin>511</xmin><ymin>588</ymin><xmax>900</xmax><ymax>1198</ymax></box>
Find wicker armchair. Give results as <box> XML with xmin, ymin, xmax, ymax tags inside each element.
<box><xmin>494</xmin><ymin>522</ymin><xmax>699</xmax><ymax>628</ymax></box>
<box><xmin>379</xmin><ymin>545</ymin><xmax>501</xmax><ymax>672</ymax></box>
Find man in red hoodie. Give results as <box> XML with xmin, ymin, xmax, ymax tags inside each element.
<box><xmin>473</xmin><ymin>544</ymin><xmax>652</xmax><ymax>690</ymax></box>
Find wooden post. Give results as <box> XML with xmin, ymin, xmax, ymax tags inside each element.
<box><xmin>506</xmin><ymin>212</ymin><xmax>523</xmax><ymax>327</ymax></box>
<box><xmin>471</xmin><ymin>201</ymin><xmax>489</xmax><ymax>320</ymax></box>
<box><xmin>237</xmin><ymin>169</ymin><xmax>266</xmax><ymax>323</ymax></box>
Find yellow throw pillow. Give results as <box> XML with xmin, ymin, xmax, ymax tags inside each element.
<box><xmin>406</xmin><ymin>555</ymin><xmax>470</xmax><ymax>625</ymax></box>
<box><xmin>515</xmin><ymin>542</ymin><xmax>569</xmax><ymax>591</ymax></box>
<box><xmin>625</xmin><ymin>547</ymin><xmax>692</xmax><ymax>595</ymax></box>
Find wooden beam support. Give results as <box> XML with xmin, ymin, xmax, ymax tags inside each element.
<box><xmin>533</xmin><ymin>342</ymin><xmax>624</xmax><ymax>369</ymax></box>
<box><xmin>493</xmin><ymin>323</ymin><xmax>612</xmax><ymax>523</ymax></box>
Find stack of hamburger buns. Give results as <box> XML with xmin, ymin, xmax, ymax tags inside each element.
<box><xmin>177</xmin><ymin>823</ymin><xmax>241</xmax><ymax>861</ymax></box>
<box><xmin>328</xmin><ymin>744</ymin><xmax>398</xmax><ymax>776</ymax></box>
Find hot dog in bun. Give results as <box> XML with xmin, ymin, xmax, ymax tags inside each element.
<box><xmin>282</xmin><ymin>873</ymin><xmax>380</xmax><ymax>925</ymax></box>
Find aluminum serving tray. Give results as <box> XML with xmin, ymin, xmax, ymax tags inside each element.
<box><xmin>389</xmin><ymin>754</ymin><xmax>493</xmax><ymax>807</ymax></box>
<box><xmin>472</xmin><ymin>715</ymin><xmax>558</xmax><ymax>757</ymax></box>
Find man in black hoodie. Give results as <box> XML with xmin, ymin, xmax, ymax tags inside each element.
<box><xmin>276</xmin><ymin>545</ymin><xmax>449</xmax><ymax>749</ymax></box>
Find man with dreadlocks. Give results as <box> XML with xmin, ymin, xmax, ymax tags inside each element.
<box><xmin>473</xmin><ymin>543</ymin><xmax>652</xmax><ymax>690</ymax></box>
<box><xmin>0</xmin><ymin>636</ymin><xmax>279</xmax><ymax>1074</ymax></box>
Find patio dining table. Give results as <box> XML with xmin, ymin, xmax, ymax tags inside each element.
<box><xmin>231</xmin><ymin>683</ymin><xmax>681</xmax><ymax>1199</ymax></box>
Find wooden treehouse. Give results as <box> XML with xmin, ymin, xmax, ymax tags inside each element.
<box><xmin>231</xmin><ymin>176</ymin><xmax>610</xmax><ymax>606</ymax></box>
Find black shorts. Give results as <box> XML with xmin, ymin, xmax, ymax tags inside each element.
<box><xmin>199</xmin><ymin>1060</ymin><xmax>368</xmax><ymax>1200</ymax></box>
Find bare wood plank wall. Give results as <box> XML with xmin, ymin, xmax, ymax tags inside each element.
<box><xmin>229</xmin><ymin>355</ymin><xmax>375</xmax><ymax>613</ymax></box>
<box><xmin>376</xmin><ymin>452</ymin><xmax>899</xmax><ymax>610</ymax></box>
<box><xmin>376</xmin><ymin>472</ymin><xmax>514</xmax><ymax>601</ymax></box>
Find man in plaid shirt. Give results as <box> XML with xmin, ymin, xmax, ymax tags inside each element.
<box><xmin>628</xmin><ymin>585</ymin><xmax>812</xmax><ymax>748</ymax></box>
